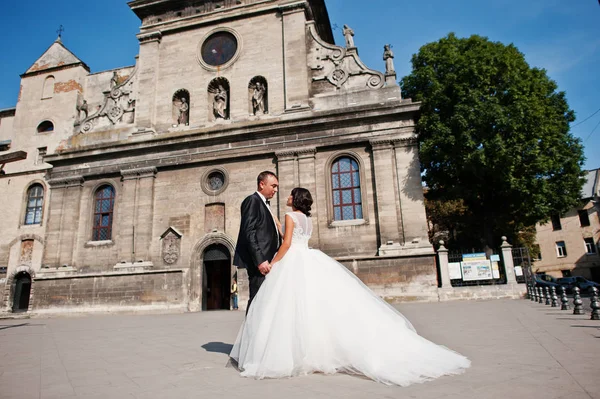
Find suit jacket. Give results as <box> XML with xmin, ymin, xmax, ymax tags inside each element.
<box><xmin>234</xmin><ymin>193</ymin><xmax>281</xmax><ymax>278</ymax></box>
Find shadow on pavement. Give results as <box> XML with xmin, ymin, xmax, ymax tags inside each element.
<box><xmin>201</xmin><ymin>341</ymin><xmax>233</xmax><ymax>354</ymax></box>
<box><xmin>0</xmin><ymin>323</ymin><xmax>44</xmax><ymax>330</ymax></box>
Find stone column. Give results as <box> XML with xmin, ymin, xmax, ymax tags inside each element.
<box><xmin>297</xmin><ymin>147</ymin><xmax>320</xmax><ymax>248</ymax></box>
<box><xmin>43</xmin><ymin>176</ymin><xmax>84</xmax><ymax>267</ymax></box>
<box><xmin>393</xmin><ymin>138</ymin><xmax>430</xmax><ymax>249</ymax></box>
<box><xmin>370</xmin><ymin>139</ymin><xmax>402</xmax><ymax>252</ymax></box>
<box><xmin>275</xmin><ymin>150</ymin><xmax>297</xmax><ymax>220</ymax></box>
<box><xmin>437</xmin><ymin>240</ymin><xmax>452</xmax><ymax>288</ymax></box>
<box><xmin>500</xmin><ymin>236</ymin><xmax>518</xmax><ymax>285</ymax></box>
<box><xmin>280</xmin><ymin>4</ymin><xmax>310</xmax><ymax>111</ymax></box>
<box><xmin>119</xmin><ymin>167</ymin><xmax>157</xmax><ymax>265</ymax></box>
<box><xmin>135</xmin><ymin>32</ymin><xmax>162</xmax><ymax>130</ymax></box>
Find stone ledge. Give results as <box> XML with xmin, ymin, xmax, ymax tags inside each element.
<box><xmin>34</xmin><ymin>268</ymin><xmax>183</xmax><ymax>281</ymax></box>
<box><xmin>437</xmin><ymin>284</ymin><xmax>527</xmax><ymax>301</ymax></box>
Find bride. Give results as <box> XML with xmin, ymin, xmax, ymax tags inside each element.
<box><xmin>229</xmin><ymin>187</ymin><xmax>470</xmax><ymax>386</ymax></box>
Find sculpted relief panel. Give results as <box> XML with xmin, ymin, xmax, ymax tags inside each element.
<box><xmin>75</xmin><ymin>68</ymin><xmax>138</xmax><ymax>134</ymax></box>
<box><xmin>306</xmin><ymin>22</ymin><xmax>385</xmax><ymax>94</ymax></box>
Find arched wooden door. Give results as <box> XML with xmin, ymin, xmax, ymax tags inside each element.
<box><xmin>12</xmin><ymin>272</ymin><xmax>31</xmax><ymax>313</ymax></box>
<box><xmin>202</xmin><ymin>244</ymin><xmax>231</xmax><ymax>310</ymax></box>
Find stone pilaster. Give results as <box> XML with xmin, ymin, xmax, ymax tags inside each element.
<box><xmin>135</xmin><ymin>31</ymin><xmax>162</xmax><ymax>130</ymax></box>
<box><xmin>280</xmin><ymin>4</ymin><xmax>310</xmax><ymax>111</ymax></box>
<box><xmin>297</xmin><ymin>147</ymin><xmax>320</xmax><ymax>248</ymax></box>
<box><xmin>393</xmin><ymin>137</ymin><xmax>430</xmax><ymax>252</ymax></box>
<box><xmin>119</xmin><ymin>167</ymin><xmax>157</xmax><ymax>264</ymax></box>
<box><xmin>275</xmin><ymin>150</ymin><xmax>297</xmax><ymax>220</ymax></box>
<box><xmin>43</xmin><ymin>176</ymin><xmax>84</xmax><ymax>267</ymax></box>
<box><xmin>370</xmin><ymin>139</ymin><xmax>402</xmax><ymax>251</ymax></box>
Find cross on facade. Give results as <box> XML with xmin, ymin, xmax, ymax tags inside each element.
<box><xmin>56</xmin><ymin>25</ymin><xmax>64</xmax><ymax>39</ymax></box>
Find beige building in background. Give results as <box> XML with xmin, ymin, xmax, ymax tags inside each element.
<box><xmin>534</xmin><ymin>168</ymin><xmax>600</xmax><ymax>281</ymax></box>
<box><xmin>0</xmin><ymin>0</ymin><xmax>435</xmax><ymax>314</ymax></box>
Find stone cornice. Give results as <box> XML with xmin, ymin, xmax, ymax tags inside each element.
<box><xmin>369</xmin><ymin>139</ymin><xmax>394</xmax><ymax>149</ymax></box>
<box><xmin>45</xmin><ymin>101</ymin><xmax>420</xmax><ymax>178</ymax></box>
<box><xmin>392</xmin><ymin>137</ymin><xmax>418</xmax><ymax>148</ymax></box>
<box><xmin>20</xmin><ymin>62</ymin><xmax>90</xmax><ymax>79</ymax></box>
<box><xmin>120</xmin><ymin>166</ymin><xmax>158</xmax><ymax>180</ymax></box>
<box><xmin>47</xmin><ymin>175</ymin><xmax>84</xmax><ymax>188</ymax></box>
<box><xmin>137</xmin><ymin>31</ymin><xmax>162</xmax><ymax>44</ymax></box>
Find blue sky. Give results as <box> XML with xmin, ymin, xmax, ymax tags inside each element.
<box><xmin>1</xmin><ymin>0</ymin><xmax>598</xmax><ymax>169</ymax></box>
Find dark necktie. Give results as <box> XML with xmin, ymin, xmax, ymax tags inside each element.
<box><xmin>265</xmin><ymin>199</ymin><xmax>270</xmax><ymax>206</ymax></box>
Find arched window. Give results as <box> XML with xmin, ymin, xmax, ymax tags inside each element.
<box><xmin>37</xmin><ymin>121</ymin><xmax>54</xmax><ymax>133</ymax></box>
<box><xmin>24</xmin><ymin>184</ymin><xmax>44</xmax><ymax>225</ymax></box>
<box><xmin>92</xmin><ymin>185</ymin><xmax>115</xmax><ymax>241</ymax></box>
<box><xmin>42</xmin><ymin>76</ymin><xmax>55</xmax><ymax>99</ymax></box>
<box><xmin>331</xmin><ymin>157</ymin><xmax>363</xmax><ymax>221</ymax></box>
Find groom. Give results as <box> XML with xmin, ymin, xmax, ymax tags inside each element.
<box><xmin>234</xmin><ymin>171</ymin><xmax>281</xmax><ymax>312</ymax></box>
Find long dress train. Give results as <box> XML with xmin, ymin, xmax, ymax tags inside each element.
<box><xmin>230</xmin><ymin>212</ymin><xmax>470</xmax><ymax>386</ymax></box>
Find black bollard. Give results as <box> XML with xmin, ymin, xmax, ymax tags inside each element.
<box><xmin>590</xmin><ymin>287</ymin><xmax>599</xmax><ymax>321</ymax></box>
<box><xmin>551</xmin><ymin>286</ymin><xmax>558</xmax><ymax>307</ymax></box>
<box><xmin>532</xmin><ymin>285</ymin><xmax>537</xmax><ymax>301</ymax></box>
<box><xmin>526</xmin><ymin>284</ymin><xmax>531</xmax><ymax>300</ymax></box>
<box><xmin>573</xmin><ymin>287</ymin><xmax>585</xmax><ymax>315</ymax></box>
<box><xmin>544</xmin><ymin>286</ymin><xmax>551</xmax><ymax>305</ymax></box>
<box><xmin>538</xmin><ymin>287</ymin><xmax>544</xmax><ymax>304</ymax></box>
<box><xmin>560</xmin><ymin>286</ymin><xmax>570</xmax><ymax>310</ymax></box>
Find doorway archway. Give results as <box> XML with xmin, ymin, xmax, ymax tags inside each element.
<box><xmin>12</xmin><ymin>272</ymin><xmax>32</xmax><ymax>313</ymax></box>
<box><xmin>202</xmin><ymin>244</ymin><xmax>231</xmax><ymax>310</ymax></box>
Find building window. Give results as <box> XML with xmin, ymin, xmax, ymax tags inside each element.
<box><xmin>92</xmin><ymin>185</ymin><xmax>115</xmax><ymax>241</ymax></box>
<box><xmin>584</xmin><ymin>237</ymin><xmax>596</xmax><ymax>254</ymax></box>
<box><xmin>24</xmin><ymin>184</ymin><xmax>44</xmax><ymax>225</ymax></box>
<box><xmin>36</xmin><ymin>147</ymin><xmax>47</xmax><ymax>165</ymax></box>
<box><xmin>551</xmin><ymin>214</ymin><xmax>562</xmax><ymax>231</ymax></box>
<box><xmin>37</xmin><ymin>120</ymin><xmax>54</xmax><ymax>133</ymax></box>
<box><xmin>578</xmin><ymin>210</ymin><xmax>590</xmax><ymax>227</ymax></box>
<box><xmin>555</xmin><ymin>241</ymin><xmax>567</xmax><ymax>258</ymax></box>
<box><xmin>331</xmin><ymin>156</ymin><xmax>363</xmax><ymax>221</ymax></box>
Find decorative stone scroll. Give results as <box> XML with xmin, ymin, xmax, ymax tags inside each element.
<box><xmin>77</xmin><ymin>66</ymin><xmax>138</xmax><ymax>134</ymax></box>
<box><xmin>160</xmin><ymin>227</ymin><xmax>182</xmax><ymax>265</ymax></box>
<box><xmin>307</xmin><ymin>22</ymin><xmax>384</xmax><ymax>91</ymax></box>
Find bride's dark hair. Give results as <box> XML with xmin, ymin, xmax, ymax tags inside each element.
<box><xmin>291</xmin><ymin>187</ymin><xmax>313</xmax><ymax>216</ymax></box>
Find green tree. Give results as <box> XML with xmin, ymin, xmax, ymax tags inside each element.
<box><xmin>402</xmin><ymin>33</ymin><xmax>586</xmax><ymax>249</ymax></box>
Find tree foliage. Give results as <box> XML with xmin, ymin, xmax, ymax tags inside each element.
<box><xmin>402</xmin><ymin>33</ymin><xmax>586</xmax><ymax>249</ymax></box>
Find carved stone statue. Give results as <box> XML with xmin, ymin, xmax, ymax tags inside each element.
<box><xmin>177</xmin><ymin>97</ymin><xmax>189</xmax><ymax>125</ymax></box>
<box><xmin>110</xmin><ymin>71</ymin><xmax>119</xmax><ymax>88</ymax></box>
<box><xmin>383</xmin><ymin>44</ymin><xmax>395</xmax><ymax>74</ymax></box>
<box><xmin>213</xmin><ymin>85</ymin><xmax>228</xmax><ymax>119</ymax></box>
<box><xmin>343</xmin><ymin>24</ymin><xmax>355</xmax><ymax>48</ymax></box>
<box><xmin>75</xmin><ymin>98</ymin><xmax>88</xmax><ymax>125</ymax></box>
<box><xmin>252</xmin><ymin>82</ymin><xmax>266</xmax><ymax>115</ymax></box>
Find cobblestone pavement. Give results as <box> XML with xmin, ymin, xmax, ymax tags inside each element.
<box><xmin>1</xmin><ymin>298</ymin><xmax>599</xmax><ymax>399</ymax></box>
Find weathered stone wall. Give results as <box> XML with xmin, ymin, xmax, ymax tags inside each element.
<box><xmin>32</xmin><ymin>270</ymin><xmax>184</xmax><ymax>313</ymax></box>
<box><xmin>338</xmin><ymin>255</ymin><xmax>439</xmax><ymax>302</ymax></box>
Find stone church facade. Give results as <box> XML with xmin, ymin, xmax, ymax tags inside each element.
<box><xmin>0</xmin><ymin>0</ymin><xmax>435</xmax><ymax>314</ymax></box>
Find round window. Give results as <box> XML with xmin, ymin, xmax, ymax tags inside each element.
<box><xmin>207</xmin><ymin>171</ymin><xmax>225</xmax><ymax>191</ymax></box>
<box><xmin>201</xmin><ymin>31</ymin><xmax>238</xmax><ymax>67</ymax></box>
<box><xmin>202</xmin><ymin>167</ymin><xmax>229</xmax><ymax>196</ymax></box>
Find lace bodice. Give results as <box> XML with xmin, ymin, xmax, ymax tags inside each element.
<box><xmin>285</xmin><ymin>212</ymin><xmax>313</xmax><ymax>247</ymax></box>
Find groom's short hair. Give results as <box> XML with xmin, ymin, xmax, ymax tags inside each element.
<box><xmin>257</xmin><ymin>171</ymin><xmax>278</xmax><ymax>187</ymax></box>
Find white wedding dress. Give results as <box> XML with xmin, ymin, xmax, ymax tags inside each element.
<box><xmin>230</xmin><ymin>212</ymin><xmax>470</xmax><ymax>386</ymax></box>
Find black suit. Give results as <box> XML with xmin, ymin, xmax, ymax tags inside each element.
<box><xmin>234</xmin><ymin>192</ymin><xmax>280</xmax><ymax>312</ymax></box>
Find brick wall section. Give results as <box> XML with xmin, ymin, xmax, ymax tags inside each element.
<box><xmin>32</xmin><ymin>270</ymin><xmax>183</xmax><ymax>310</ymax></box>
